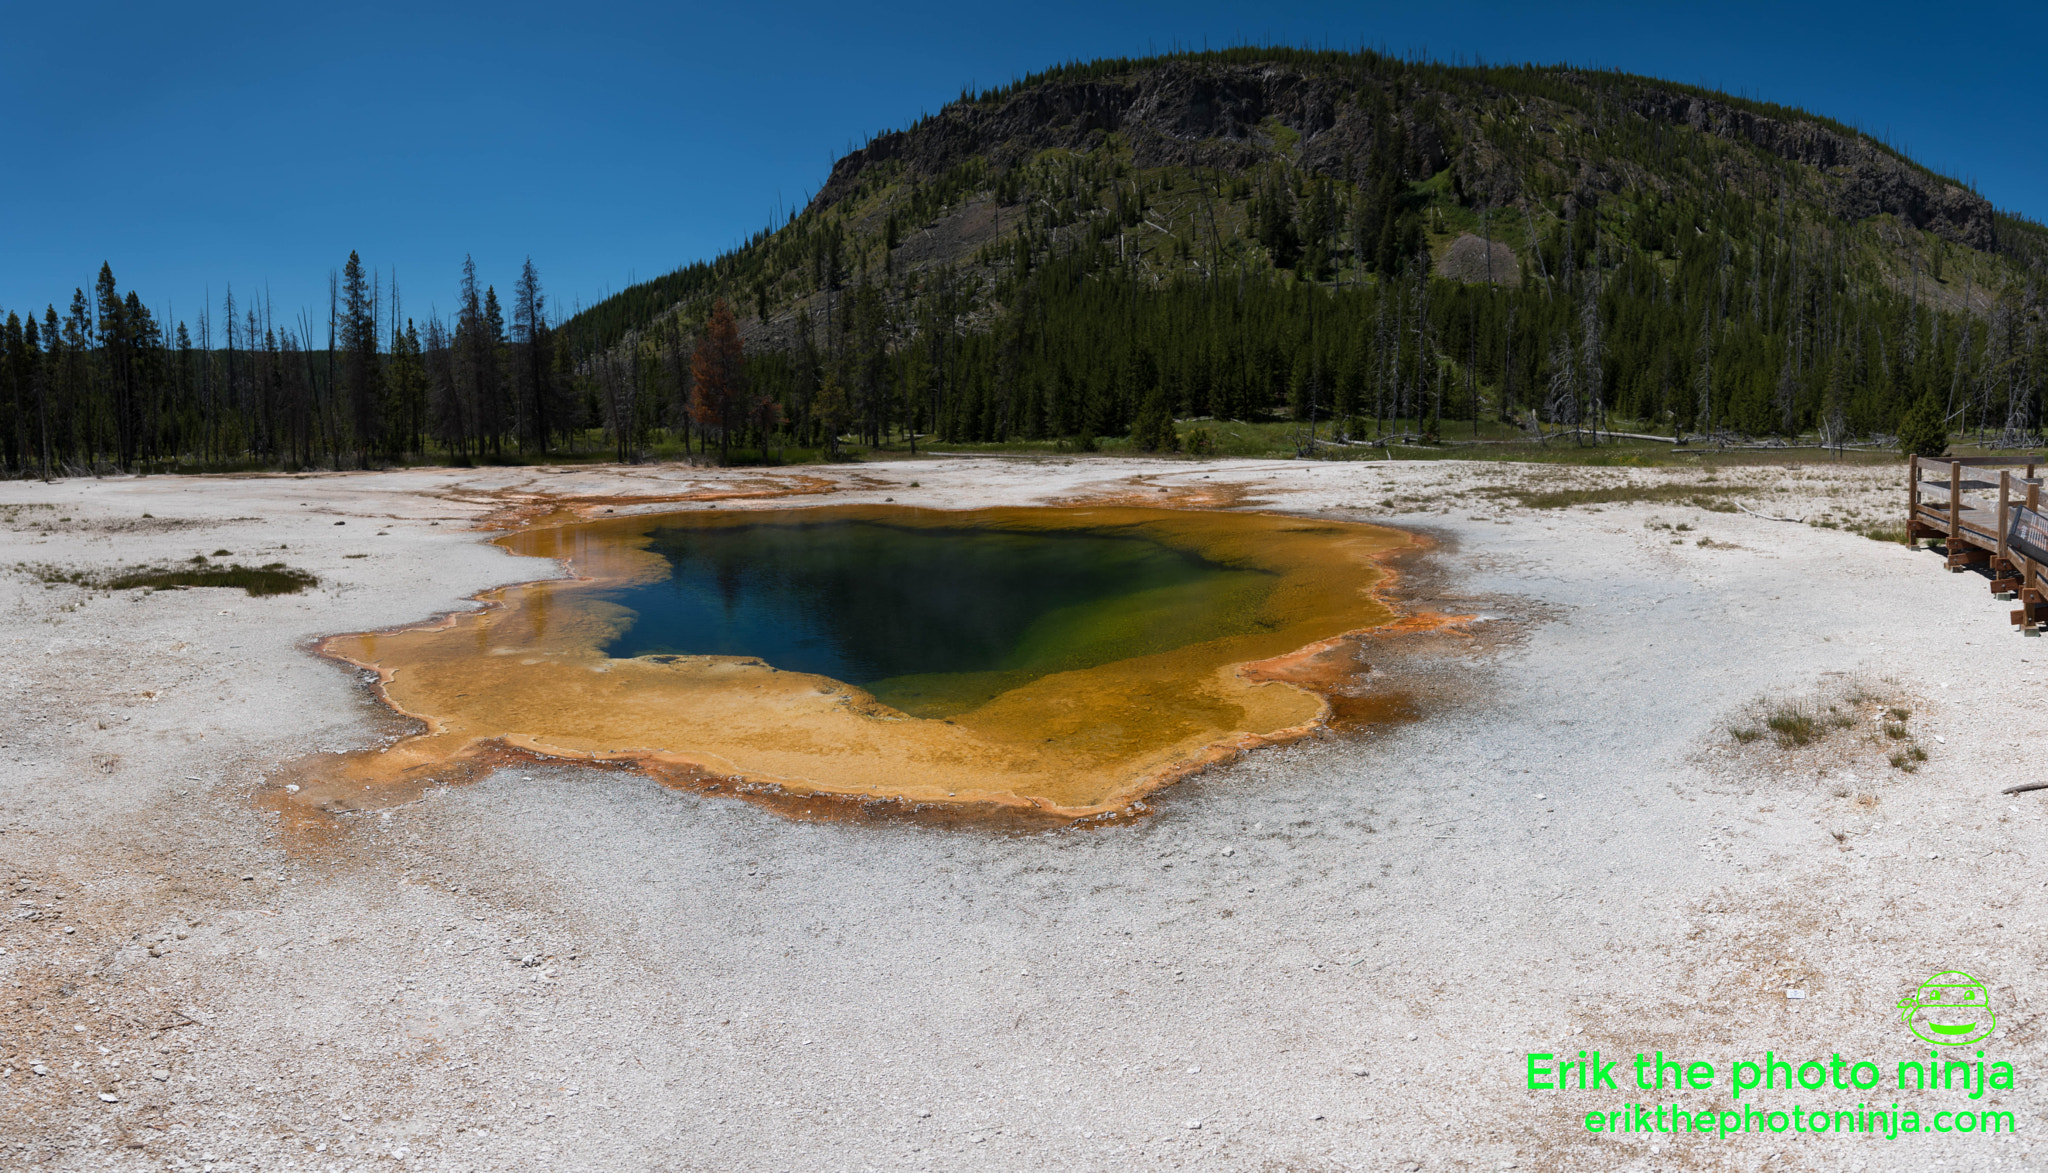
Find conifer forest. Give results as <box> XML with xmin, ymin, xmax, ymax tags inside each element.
<box><xmin>5</xmin><ymin>48</ymin><xmax>2046</xmax><ymax>476</ymax></box>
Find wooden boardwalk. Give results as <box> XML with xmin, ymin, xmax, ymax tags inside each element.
<box><xmin>1908</xmin><ymin>456</ymin><xmax>2048</xmax><ymax>634</ymax></box>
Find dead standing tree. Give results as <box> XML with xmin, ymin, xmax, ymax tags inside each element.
<box><xmin>597</xmin><ymin>340</ymin><xmax>639</xmax><ymax>464</ymax></box>
<box><xmin>691</xmin><ymin>299</ymin><xmax>748</xmax><ymax>463</ymax></box>
<box><xmin>1580</xmin><ymin>246</ymin><xmax>1604</xmax><ymax>443</ymax></box>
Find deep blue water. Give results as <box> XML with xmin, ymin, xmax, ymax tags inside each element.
<box><xmin>599</xmin><ymin>517</ymin><xmax>1273</xmax><ymax>713</ymax></box>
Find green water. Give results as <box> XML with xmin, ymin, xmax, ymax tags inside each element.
<box><xmin>600</xmin><ymin>517</ymin><xmax>1279</xmax><ymax>716</ymax></box>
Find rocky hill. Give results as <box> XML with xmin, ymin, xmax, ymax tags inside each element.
<box><xmin>814</xmin><ymin>59</ymin><xmax>1997</xmax><ymax>248</ymax></box>
<box><xmin>565</xmin><ymin>48</ymin><xmax>2046</xmax><ymax>452</ymax></box>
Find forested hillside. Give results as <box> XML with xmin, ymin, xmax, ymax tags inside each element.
<box><xmin>570</xmin><ymin>48</ymin><xmax>2048</xmax><ymax>458</ymax></box>
<box><xmin>5</xmin><ymin>47</ymin><xmax>2046</xmax><ymax>474</ymax></box>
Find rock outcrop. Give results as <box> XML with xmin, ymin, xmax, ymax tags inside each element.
<box><xmin>810</xmin><ymin>59</ymin><xmax>1995</xmax><ymax>252</ymax></box>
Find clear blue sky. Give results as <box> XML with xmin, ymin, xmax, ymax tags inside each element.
<box><xmin>2</xmin><ymin>0</ymin><xmax>2039</xmax><ymax>334</ymax></box>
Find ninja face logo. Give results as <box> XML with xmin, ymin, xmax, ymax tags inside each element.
<box><xmin>1898</xmin><ymin>970</ymin><xmax>1997</xmax><ymax>1046</ymax></box>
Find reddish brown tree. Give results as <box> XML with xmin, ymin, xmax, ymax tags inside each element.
<box><xmin>690</xmin><ymin>300</ymin><xmax>747</xmax><ymax>461</ymax></box>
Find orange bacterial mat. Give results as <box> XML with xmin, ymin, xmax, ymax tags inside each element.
<box><xmin>293</xmin><ymin>505</ymin><xmax>1417</xmax><ymax>821</ymax></box>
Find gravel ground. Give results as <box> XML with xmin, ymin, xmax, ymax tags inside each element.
<box><xmin>0</xmin><ymin>457</ymin><xmax>2042</xmax><ymax>1172</ymax></box>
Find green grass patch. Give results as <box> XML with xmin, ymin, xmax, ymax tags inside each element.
<box><xmin>20</xmin><ymin>560</ymin><xmax>317</xmax><ymax>596</ymax></box>
<box><xmin>1492</xmin><ymin>483</ymin><xmax>1759</xmax><ymax>510</ymax></box>
<box><xmin>1731</xmin><ymin>684</ymin><xmax>1890</xmax><ymax>751</ymax></box>
<box><xmin>1766</xmin><ymin>709</ymin><xmax>1821</xmax><ymax>747</ymax></box>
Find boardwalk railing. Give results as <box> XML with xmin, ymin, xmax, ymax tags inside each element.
<box><xmin>1908</xmin><ymin>455</ymin><xmax>2046</xmax><ymax>634</ymax></box>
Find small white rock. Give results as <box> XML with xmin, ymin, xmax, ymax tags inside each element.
<box><xmin>1186</xmin><ymin>1065</ymin><xmax>1200</xmax><ymax>1074</ymax></box>
<box><xmin>1786</xmin><ymin>989</ymin><xmax>1807</xmax><ymax>1000</ymax></box>
<box><xmin>62</xmin><ymin>926</ymin><xmax>75</xmax><ymax>935</ymax></box>
<box><xmin>31</xmin><ymin>1064</ymin><xmax>49</xmax><ymax>1076</ymax></box>
<box><xmin>1185</xmin><ymin>1119</ymin><xmax>1202</xmax><ymax>1130</ymax></box>
<box><xmin>151</xmin><ymin>1069</ymin><xmax>170</xmax><ymax>1081</ymax></box>
<box><xmin>916</xmin><ymin>1109</ymin><xmax>930</xmax><ymax>1118</ymax></box>
<box><xmin>98</xmin><ymin>1092</ymin><xmax>119</xmax><ymax>1103</ymax></box>
<box><xmin>1348</xmin><ymin>1065</ymin><xmax>1368</xmax><ymax>1076</ymax></box>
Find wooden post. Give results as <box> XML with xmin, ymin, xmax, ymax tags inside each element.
<box><xmin>1950</xmin><ymin>460</ymin><xmax>1962</xmax><ymax>551</ymax></box>
<box><xmin>1908</xmin><ymin>456</ymin><xmax>1920</xmax><ymax>542</ymax></box>
<box><xmin>2030</xmin><ymin>481</ymin><xmax>2043</xmax><ymax>634</ymax></box>
<box><xmin>2000</xmin><ymin>470</ymin><xmax>2012</xmax><ymax>567</ymax></box>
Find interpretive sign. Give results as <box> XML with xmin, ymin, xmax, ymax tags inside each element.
<box><xmin>2008</xmin><ymin>504</ymin><xmax>2048</xmax><ymax>567</ymax></box>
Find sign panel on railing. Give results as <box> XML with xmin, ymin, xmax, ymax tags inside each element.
<box><xmin>2008</xmin><ymin>504</ymin><xmax>2048</xmax><ymax>567</ymax></box>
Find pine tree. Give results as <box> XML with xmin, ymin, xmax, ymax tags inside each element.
<box><xmin>96</xmin><ymin>264</ymin><xmax>136</xmax><ymax>470</ymax></box>
<box><xmin>1896</xmin><ymin>391</ymin><xmax>1947</xmax><ymax>458</ymax></box>
<box><xmin>512</xmin><ymin>259</ymin><xmax>554</xmax><ymax>453</ymax></box>
<box><xmin>339</xmin><ymin>251</ymin><xmax>381</xmax><ymax>463</ymax></box>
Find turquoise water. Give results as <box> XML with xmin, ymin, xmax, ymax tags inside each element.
<box><xmin>600</xmin><ymin>516</ymin><xmax>1278</xmax><ymax>715</ymax></box>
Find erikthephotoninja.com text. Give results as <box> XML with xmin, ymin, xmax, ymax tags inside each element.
<box><xmin>1526</xmin><ymin>1051</ymin><xmax>2018</xmax><ymax>1138</ymax></box>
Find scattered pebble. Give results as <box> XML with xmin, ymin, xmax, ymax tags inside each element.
<box><xmin>1786</xmin><ymin>989</ymin><xmax>1807</xmax><ymax>1000</ymax></box>
<box><xmin>98</xmin><ymin>1092</ymin><xmax>119</xmax><ymax>1103</ymax></box>
<box><xmin>150</xmin><ymin>1069</ymin><xmax>170</xmax><ymax>1081</ymax></box>
<box><xmin>1185</xmin><ymin>1119</ymin><xmax>1202</xmax><ymax>1130</ymax></box>
<box><xmin>1348</xmin><ymin>1065</ymin><xmax>1368</xmax><ymax>1076</ymax></box>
